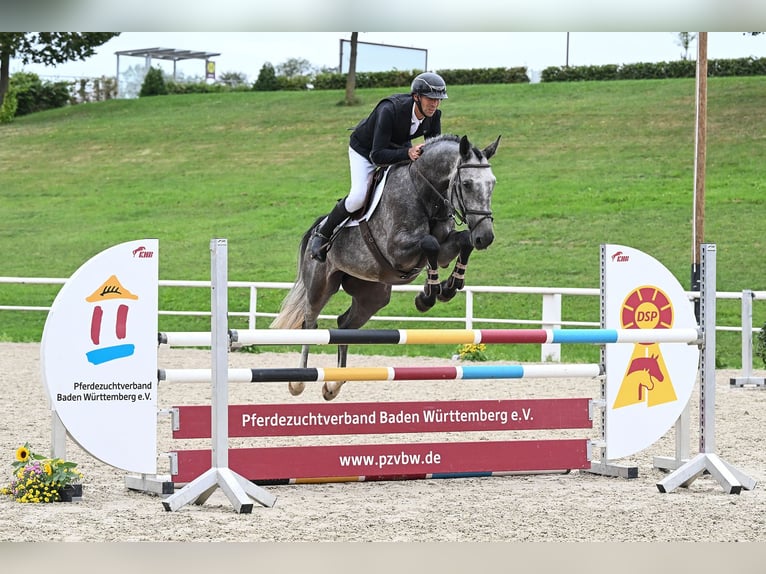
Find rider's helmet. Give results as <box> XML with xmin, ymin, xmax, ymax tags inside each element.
<box><xmin>410</xmin><ymin>72</ymin><xmax>448</xmax><ymax>99</ymax></box>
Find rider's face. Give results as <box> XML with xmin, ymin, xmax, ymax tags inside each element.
<box><xmin>416</xmin><ymin>95</ymin><xmax>441</xmax><ymax>117</ymax></box>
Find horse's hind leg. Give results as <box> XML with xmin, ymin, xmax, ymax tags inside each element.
<box><xmin>288</xmin><ymin>342</ymin><xmax>312</xmax><ymax>396</ymax></box>
<box><xmin>323</xmin><ymin>343</ymin><xmax>349</xmax><ymax>400</ymax></box>
<box><xmin>288</xmin><ymin>264</ymin><xmax>343</xmax><ymax>397</ymax></box>
<box><xmin>322</xmin><ymin>277</ymin><xmax>392</xmax><ymax>401</ymax></box>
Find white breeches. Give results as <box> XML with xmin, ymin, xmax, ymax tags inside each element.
<box><xmin>344</xmin><ymin>147</ymin><xmax>376</xmax><ymax>212</ymax></box>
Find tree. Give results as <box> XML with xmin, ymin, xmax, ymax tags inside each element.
<box><xmin>343</xmin><ymin>32</ymin><xmax>361</xmax><ymax>106</ymax></box>
<box><xmin>139</xmin><ymin>66</ymin><xmax>167</xmax><ymax>97</ymax></box>
<box><xmin>276</xmin><ymin>57</ymin><xmax>313</xmax><ymax>79</ymax></box>
<box><xmin>219</xmin><ymin>71</ymin><xmax>247</xmax><ymax>88</ymax></box>
<box><xmin>0</xmin><ymin>32</ymin><xmax>119</xmax><ymax>107</ymax></box>
<box><xmin>675</xmin><ymin>32</ymin><xmax>697</xmax><ymax>60</ymax></box>
<box><xmin>253</xmin><ymin>62</ymin><xmax>279</xmax><ymax>91</ymax></box>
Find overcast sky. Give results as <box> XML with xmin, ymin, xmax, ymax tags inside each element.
<box><xmin>11</xmin><ymin>32</ymin><xmax>766</xmax><ymax>84</ymax></box>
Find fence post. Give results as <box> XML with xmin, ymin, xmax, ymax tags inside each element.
<box><xmin>730</xmin><ymin>289</ymin><xmax>765</xmax><ymax>387</ymax></box>
<box><xmin>541</xmin><ymin>293</ymin><xmax>562</xmax><ymax>362</ymax></box>
<box><xmin>248</xmin><ymin>285</ymin><xmax>257</xmax><ymax>330</ymax></box>
<box><xmin>465</xmin><ymin>289</ymin><xmax>474</xmax><ymax>330</ymax></box>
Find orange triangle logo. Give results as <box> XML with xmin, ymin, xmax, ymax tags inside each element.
<box><xmin>85</xmin><ymin>275</ymin><xmax>139</xmax><ymax>302</ymax></box>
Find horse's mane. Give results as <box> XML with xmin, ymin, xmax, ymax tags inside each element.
<box><xmin>422</xmin><ymin>134</ymin><xmax>483</xmax><ymax>161</ymax></box>
<box><xmin>424</xmin><ymin>133</ymin><xmax>461</xmax><ymax>146</ymax></box>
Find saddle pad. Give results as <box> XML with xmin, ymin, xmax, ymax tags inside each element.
<box><xmin>344</xmin><ymin>168</ymin><xmax>390</xmax><ymax>228</ymax></box>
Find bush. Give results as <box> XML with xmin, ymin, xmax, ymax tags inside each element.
<box><xmin>139</xmin><ymin>66</ymin><xmax>168</xmax><ymax>97</ymax></box>
<box><xmin>756</xmin><ymin>321</ymin><xmax>766</xmax><ymax>368</ymax></box>
<box><xmin>313</xmin><ymin>67</ymin><xmax>530</xmax><ymax>91</ymax></box>
<box><xmin>541</xmin><ymin>57</ymin><xmax>766</xmax><ymax>82</ymax></box>
<box><xmin>72</xmin><ymin>76</ymin><xmax>118</xmax><ymax>103</ymax></box>
<box><xmin>166</xmin><ymin>81</ymin><xmax>230</xmax><ymax>94</ymax></box>
<box><xmin>0</xmin><ymin>89</ymin><xmax>18</xmax><ymax>123</ymax></box>
<box><xmin>9</xmin><ymin>72</ymin><xmax>70</xmax><ymax>116</ymax></box>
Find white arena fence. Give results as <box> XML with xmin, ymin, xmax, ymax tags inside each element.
<box><xmin>1</xmin><ymin>276</ymin><xmax>764</xmax><ymax>379</ymax></box>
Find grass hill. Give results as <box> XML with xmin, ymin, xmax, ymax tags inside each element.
<box><xmin>1</xmin><ymin>78</ymin><xmax>764</xmax><ymax>365</ymax></box>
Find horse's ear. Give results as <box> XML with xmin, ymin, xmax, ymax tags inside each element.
<box><xmin>459</xmin><ymin>135</ymin><xmax>471</xmax><ymax>158</ymax></box>
<box><xmin>482</xmin><ymin>135</ymin><xmax>501</xmax><ymax>160</ymax></box>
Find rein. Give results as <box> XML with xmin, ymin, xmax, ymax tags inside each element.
<box><xmin>410</xmin><ymin>160</ymin><xmax>494</xmax><ymax>229</ymax></box>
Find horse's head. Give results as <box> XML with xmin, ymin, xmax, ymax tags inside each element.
<box><xmin>452</xmin><ymin>135</ymin><xmax>500</xmax><ymax>250</ymax></box>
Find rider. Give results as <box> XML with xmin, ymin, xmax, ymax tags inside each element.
<box><xmin>308</xmin><ymin>72</ymin><xmax>448</xmax><ymax>262</ymax></box>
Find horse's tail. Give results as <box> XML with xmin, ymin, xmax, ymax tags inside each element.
<box><xmin>270</xmin><ymin>220</ymin><xmax>319</xmax><ymax>330</ymax></box>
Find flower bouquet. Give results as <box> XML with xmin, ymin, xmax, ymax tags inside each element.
<box><xmin>1</xmin><ymin>443</ymin><xmax>83</xmax><ymax>503</ymax></box>
<box><xmin>455</xmin><ymin>343</ymin><xmax>488</xmax><ymax>362</ymax></box>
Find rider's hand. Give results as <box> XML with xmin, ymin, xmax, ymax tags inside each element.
<box><xmin>408</xmin><ymin>144</ymin><xmax>424</xmax><ymax>161</ymax></box>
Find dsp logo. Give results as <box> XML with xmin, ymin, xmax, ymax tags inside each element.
<box><xmin>613</xmin><ymin>285</ymin><xmax>677</xmax><ymax>408</ymax></box>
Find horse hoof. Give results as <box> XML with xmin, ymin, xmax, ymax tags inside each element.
<box><xmin>437</xmin><ymin>287</ymin><xmax>456</xmax><ymax>302</ymax></box>
<box><xmin>322</xmin><ymin>382</ymin><xmax>341</xmax><ymax>401</ymax></box>
<box><xmin>415</xmin><ymin>293</ymin><xmax>435</xmax><ymax>312</ymax></box>
<box><xmin>288</xmin><ymin>382</ymin><xmax>305</xmax><ymax>396</ymax></box>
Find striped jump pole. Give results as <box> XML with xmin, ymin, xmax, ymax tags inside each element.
<box><xmin>158</xmin><ymin>327</ymin><xmax>702</xmax><ymax>348</ymax></box>
<box><xmin>159</xmin><ymin>363</ymin><xmax>603</xmax><ymax>384</ymax></box>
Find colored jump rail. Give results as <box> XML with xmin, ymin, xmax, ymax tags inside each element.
<box><xmin>159</xmin><ymin>363</ymin><xmax>604</xmax><ymax>384</ymax></box>
<box><xmin>158</xmin><ymin>327</ymin><xmax>702</xmax><ymax>347</ymax></box>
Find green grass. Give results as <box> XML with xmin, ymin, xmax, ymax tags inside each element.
<box><xmin>1</xmin><ymin>78</ymin><xmax>765</xmax><ymax>366</ymax></box>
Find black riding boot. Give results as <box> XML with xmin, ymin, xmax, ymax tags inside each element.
<box><xmin>309</xmin><ymin>199</ymin><xmax>351</xmax><ymax>262</ymax></box>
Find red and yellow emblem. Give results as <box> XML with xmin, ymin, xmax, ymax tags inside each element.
<box><xmin>613</xmin><ymin>286</ymin><xmax>677</xmax><ymax>408</ymax></box>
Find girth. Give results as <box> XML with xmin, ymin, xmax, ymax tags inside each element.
<box><xmin>358</xmin><ymin>219</ymin><xmax>421</xmax><ymax>281</ymax></box>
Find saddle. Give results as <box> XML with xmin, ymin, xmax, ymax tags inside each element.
<box><xmin>350</xmin><ymin>166</ymin><xmax>387</xmax><ymax>220</ymax></box>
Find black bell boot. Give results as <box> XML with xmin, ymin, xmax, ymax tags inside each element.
<box><xmin>309</xmin><ymin>199</ymin><xmax>351</xmax><ymax>262</ymax></box>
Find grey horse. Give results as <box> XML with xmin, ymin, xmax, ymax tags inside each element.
<box><xmin>272</xmin><ymin>134</ymin><xmax>501</xmax><ymax>400</ymax></box>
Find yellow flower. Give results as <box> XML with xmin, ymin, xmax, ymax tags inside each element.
<box><xmin>15</xmin><ymin>446</ymin><xmax>29</xmax><ymax>462</ymax></box>
<box><xmin>43</xmin><ymin>462</ymin><xmax>52</xmax><ymax>475</ymax></box>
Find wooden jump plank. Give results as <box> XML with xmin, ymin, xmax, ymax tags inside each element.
<box><xmin>171</xmin><ymin>439</ymin><xmax>591</xmax><ymax>484</ymax></box>
<box><xmin>172</xmin><ymin>398</ymin><xmax>593</xmax><ymax>439</ymax></box>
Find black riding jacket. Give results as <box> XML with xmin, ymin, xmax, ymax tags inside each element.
<box><xmin>348</xmin><ymin>93</ymin><xmax>442</xmax><ymax>166</ymax></box>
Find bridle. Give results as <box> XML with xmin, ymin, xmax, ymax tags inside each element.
<box><xmin>410</xmin><ymin>159</ymin><xmax>494</xmax><ymax>229</ymax></box>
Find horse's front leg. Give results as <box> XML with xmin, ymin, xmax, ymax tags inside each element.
<box><xmin>415</xmin><ymin>235</ymin><xmax>441</xmax><ymax>312</ymax></box>
<box><xmin>438</xmin><ymin>230</ymin><xmax>474</xmax><ymax>302</ymax></box>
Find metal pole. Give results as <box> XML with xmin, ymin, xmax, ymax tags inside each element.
<box><xmin>699</xmin><ymin>243</ymin><xmax>715</xmax><ymax>453</ymax></box>
<box><xmin>210</xmin><ymin>238</ymin><xmax>229</xmax><ymax>469</ymax></box>
<box><xmin>161</xmin><ymin>239</ymin><xmax>276</xmax><ymax>512</ymax></box>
